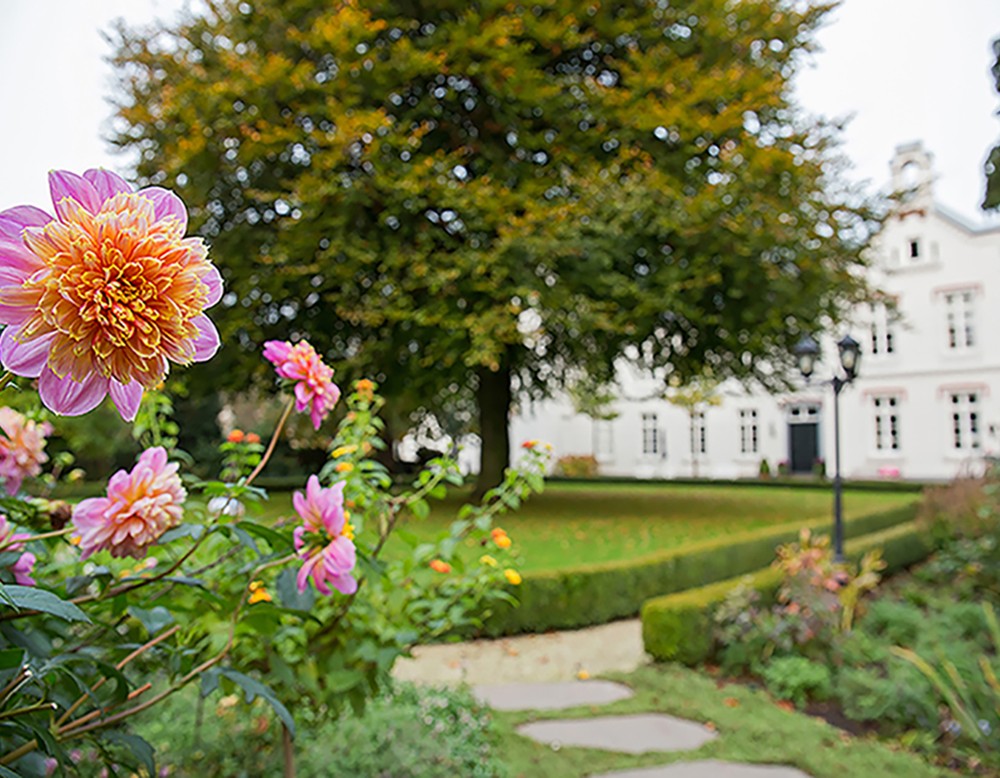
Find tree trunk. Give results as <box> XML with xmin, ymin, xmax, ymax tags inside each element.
<box><xmin>474</xmin><ymin>357</ymin><xmax>512</xmax><ymax>499</ymax></box>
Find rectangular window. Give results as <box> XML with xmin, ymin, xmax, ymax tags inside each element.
<box><xmin>641</xmin><ymin>413</ymin><xmax>659</xmax><ymax>456</ymax></box>
<box><xmin>739</xmin><ymin>409</ymin><xmax>759</xmax><ymax>454</ymax></box>
<box><xmin>869</xmin><ymin>302</ymin><xmax>895</xmax><ymax>357</ymax></box>
<box><xmin>594</xmin><ymin>420</ymin><xmax>614</xmax><ymax>461</ymax></box>
<box><xmin>690</xmin><ymin>411</ymin><xmax>707</xmax><ymax>455</ymax></box>
<box><xmin>951</xmin><ymin>392</ymin><xmax>981</xmax><ymax>450</ymax></box>
<box><xmin>873</xmin><ymin>396</ymin><xmax>900</xmax><ymax>451</ymax></box>
<box><xmin>945</xmin><ymin>292</ymin><xmax>975</xmax><ymax>350</ymax></box>
<box><xmin>908</xmin><ymin>239</ymin><xmax>920</xmax><ymax>259</ymax></box>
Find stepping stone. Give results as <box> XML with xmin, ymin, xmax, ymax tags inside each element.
<box><xmin>590</xmin><ymin>760</ymin><xmax>813</xmax><ymax>778</ymax></box>
<box><xmin>516</xmin><ymin>713</ymin><xmax>717</xmax><ymax>754</ymax></box>
<box><xmin>474</xmin><ymin>680</ymin><xmax>634</xmax><ymax>711</ymax></box>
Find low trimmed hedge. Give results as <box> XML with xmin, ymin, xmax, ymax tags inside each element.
<box><xmin>641</xmin><ymin>520</ymin><xmax>933</xmax><ymax>665</ymax></box>
<box><xmin>479</xmin><ymin>503</ymin><xmax>918</xmax><ymax>637</ymax></box>
<box><xmin>543</xmin><ymin>476</ymin><xmax>929</xmax><ymax>493</ymax></box>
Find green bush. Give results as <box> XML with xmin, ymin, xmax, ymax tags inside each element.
<box><xmin>121</xmin><ymin>682</ymin><xmax>507</xmax><ymax>778</ymax></box>
<box><xmin>863</xmin><ymin>599</ymin><xmax>924</xmax><ymax>646</ymax></box>
<box><xmin>761</xmin><ymin>656</ymin><xmax>832</xmax><ymax>706</ymax></box>
<box><xmin>483</xmin><ymin>503</ymin><xmax>917</xmax><ymax>636</ymax></box>
<box><xmin>641</xmin><ymin>521</ymin><xmax>932</xmax><ymax>665</ymax></box>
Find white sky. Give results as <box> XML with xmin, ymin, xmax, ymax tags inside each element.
<box><xmin>0</xmin><ymin>0</ymin><xmax>998</xmax><ymax>223</ymax></box>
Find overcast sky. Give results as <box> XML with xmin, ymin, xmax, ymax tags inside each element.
<box><xmin>0</xmin><ymin>0</ymin><xmax>998</xmax><ymax>223</ymax></box>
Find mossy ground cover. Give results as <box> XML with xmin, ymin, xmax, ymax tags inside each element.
<box><xmin>494</xmin><ymin>663</ymin><xmax>951</xmax><ymax>778</ymax></box>
<box><xmin>255</xmin><ymin>482</ymin><xmax>917</xmax><ymax>573</ymax></box>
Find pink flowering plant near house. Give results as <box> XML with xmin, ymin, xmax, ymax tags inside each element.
<box><xmin>0</xmin><ymin>172</ymin><xmax>546</xmax><ymax>776</ymax></box>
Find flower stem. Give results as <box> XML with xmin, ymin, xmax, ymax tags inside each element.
<box><xmin>245</xmin><ymin>397</ymin><xmax>295</xmax><ymax>488</ymax></box>
<box><xmin>0</xmin><ymin>372</ymin><xmax>15</xmax><ymax>393</ymax></box>
<box><xmin>0</xmin><ymin>527</ymin><xmax>71</xmax><ymax>550</ymax></box>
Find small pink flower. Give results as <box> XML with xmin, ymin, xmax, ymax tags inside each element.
<box><xmin>262</xmin><ymin>340</ymin><xmax>340</xmax><ymax>429</ymax></box>
<box><xmin>0</xmin><ymin>169</ymin><xmax>222</xmax><ymax>420</ymax></box>
<box><xmin>72</xmin><ymin>447</ymin><xmax>186</xmax><ymax>559</ymax></box>
<box><xmin>0</xmin><ymin>407</ymin><xmax>51</xmax><ymax>495</ymax></box>
<box><xmin>292</xmin><ymin>475</ymin><xmax>357</xmax><ymax>595</ymax></box>
<box><xmin>0</xmin><ymin>514</ymin><xmax>35</xmax><ymax>585</ymax></box>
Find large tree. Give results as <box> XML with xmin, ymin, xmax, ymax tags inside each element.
<box><xmin>109</xmin><ymin>0</ymin><xmax>875</xmax><ymax>491</ymax></box>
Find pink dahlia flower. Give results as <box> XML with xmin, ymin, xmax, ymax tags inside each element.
<box><xmin>262</xmin><ymin>340</ymin><xmax>340</xmax><ymax>430</ymax></box>
<box><xmin>0</xmin><ymin>169</ymin><xmax>222</xmax><ymax>421</ymax></box>
<box><xmin>292</xmin><ymin>475</ymin><xmax>357</xmax><ymax>595</ymax></box>
<box><xmin>72</xmin><ymin>446</ymin><xmax>186</xmax><ymax>559</ymax></box>
<box><xmin>0</xmin><ymin>407</ymin><xmax>51</xmax><ymax>495</ymax></box>
<box><xmin>0</xmin><ymin>513</ymin><xmax>35</xmax><ymax>585</ymax></box>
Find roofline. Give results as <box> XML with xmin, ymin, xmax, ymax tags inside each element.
<box><xmin>933</xmin><ymin>202</ymin><xmax>1000</xmax><ymax>236</ymax></box>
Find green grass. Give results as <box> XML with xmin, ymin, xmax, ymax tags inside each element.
<box><xmin>254</xmin><ymin>482</ymin><xmax>917</xmax><ymax>573</ymax></box>
<box><xmin>494</xmin><ymin>663</ymin><xmax>951</xmax><ymax>778</ymax></box>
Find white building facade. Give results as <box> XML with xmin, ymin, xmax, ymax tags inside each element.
<box><xmin>509</xmin><ymin>143</ymin><xmax>1000</xmax><ymax>482</ymax></box>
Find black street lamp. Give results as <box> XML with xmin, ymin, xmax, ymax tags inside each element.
<box><xmin>793</xmin><ymin>334</ymin><xmax>862</xmax><ymax>563</ymax></box>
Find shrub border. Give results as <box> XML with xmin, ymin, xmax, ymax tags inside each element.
<box><xmin>480</xmin><ymin>502</ymin><xmax>919</xmax><ymax>636</ymax></box>
<box><xmin>640</xmin><ymin>520</ymin><xmax>932</xmax><ymax>665</ymax></box>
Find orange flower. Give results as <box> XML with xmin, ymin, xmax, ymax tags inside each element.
<box><xmin>504</xmin><ymin>568</ymin><xmax>522</xmax><ymax>586</ymax></box>
<box><xmin>335</xmin><ymin>462</ymin><xmax>354</xmax><ymax>474</ymax></box>
<box><xmin>248</xmin><ymin>580</ymin><xmax>272</xmax><ymax>604</ymax></box>
<box><xmin>355</xmin><ymin>378</ymin><xmax>375</xmax><ymax>399</ymax></box>
<box><xmin>493</xmin><ymin>530</ymin><xmax>512</xmax><ymax>550</ymax></box>
<box><xmin>521</xmin><ymin>440</ymin><xmax>539</xmax><ymax>449</ymax></box>
<box><xmin>245</xmin><ymin>432</ymin><xmax>261</xmax><ymax>444</ymax></box>
<box><xmin>430</xmin><ymin>559</ymin><xmax>451</xmax><ymax>574</ymax></box>
<box><xmin>227</xmin><ymin>429</ymin><xmax>245</xmax><ymax>443</ymax></box>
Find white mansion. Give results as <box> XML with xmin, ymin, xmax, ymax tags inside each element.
<box><xmin>508</xmin><ymin>143</ymin><xmax>1000</xmax><ymax>482</ymax></box>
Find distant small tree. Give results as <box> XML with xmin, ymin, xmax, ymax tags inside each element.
<box><xmin>983</xmin><ymin>37</ymin><xmax>1000</xmax><ymax>210</ymax></box>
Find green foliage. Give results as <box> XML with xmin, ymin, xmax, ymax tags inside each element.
<box><xmin>484</xmin><ymin>503</ymin><xmax>916</xmax><ymax>636</ymax></box>
<box><xmin>836</xmin><ymin>660</ymin><xmax>938</xmax><ymax>730</ymax></box>
<box><xmin>553</xmin><ymin>455</ymin><xmax>598</xmax><ymax>479</ymax></box>
<box><xmin>761</xmin><ymin>656</ymin><xmax>832</xmax><ymax>706</ymax></box>
<box><xmin>108</xmin><ymin>0</ymin><xmax>878</xmax><ymax>490</ymax></box>
<box><xmin>70</xmin><ymin>682</ymin><xmax>505</xmax><ymax>778</ymax></box>
<box><xmin>984</xmin><ymin>37</ymin><xmax>1000</xmax><ymax>211</ymax></box>
<box><xmin>758</xmin><ymin>459</ymin><xmax>771</xmax><ymax>478</ymax></box>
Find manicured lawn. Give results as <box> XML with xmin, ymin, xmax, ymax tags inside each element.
<box><xmin>494</xmin><ymin>663</ymin><xmax>951</xmax><ymax>778</ymax></box>
<box><xmin>254</xmin><ymin>482</ymin><xmax>917</xmax><ymax>573</ymax></box>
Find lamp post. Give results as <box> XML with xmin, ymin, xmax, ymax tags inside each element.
<box><xmin>793</xmin><ymin>334</ymin><xmax>862</xmax><ymax>564</ymax></box>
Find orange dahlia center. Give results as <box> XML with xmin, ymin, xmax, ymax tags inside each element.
<box><xmin>17</xmin><ymin>193</ymin><xmax>211</xmax><ymax>387</ymax></box>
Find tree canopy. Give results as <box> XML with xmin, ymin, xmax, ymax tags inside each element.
<box><xmin>109</xmin><ymin>0</ymin><xmax>876</xmax><ymax>489</ymax></box>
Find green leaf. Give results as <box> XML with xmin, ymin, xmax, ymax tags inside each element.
<box><xmin>235</xmin><ymin>521</ymin><xmax>294</xmax><ymax>552</ymax></box>
<box><xmin>128</xmin><ymin>605</ymin><xmax>174</xmax><ymax>635</ymax></box>
<box><xmin>219</xmin><ymin>668</ymin><xmax>296</xmax><ymax>737</ymax></box>
<box><xmin>158</xmin><ymin>523</ymin><xmax>205</xmax><ymax>544</ymax></box>
<box><xmin>0</xmin><ymin>585</ymin><xmax>89</xmax><ymax>623</ymax></box>
<box><xmin>104</xmin><ymin>731</ymin><xmax>156</xmax><ymax>776</ymax></box>
<box><xmin>0</xmin><ymin>647</ymin><xmax>24</xmax><ymax>673</ymax></box>
<box><xmin>275</xmin><ymin>568</ymin><xmax>314</xmax><ymax>611</ymax></box>
<box><xmin>409</xmin><ymin>498</ymin><xmax>430</xmax><ymax>520</ymax></box>
<box><xmin>0</xmin><ymin>764</ymin><xmax>22</xmax><ymax>778</ymax></box>
<box><xmin>201</xmin><ymin>667</ymin><xmax>220</xmax><ymax>698</ymax></box>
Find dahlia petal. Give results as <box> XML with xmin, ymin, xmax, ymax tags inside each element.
<box><xmin>190</xmin><ymin>314</ymin><xmax>220</xmax><ymax>362</ymax></box>
<box><xmin>262</xmin><ymin>340</ymin><xmax>293</xmax><ymax>366</ymax></box>
<box><xmin>0</xmin><ymin>206</ymin><xmax>52</xmax><ymax>238</ymax></box>
<box><xmin>49</xmin><ymin>170</ymin><xmax>103</xmax><ymax>217</ymax></box>
<box><xmin>0</xmin><ymin>328</ymin><xmax>53</xmax><ymax>378</ymax></box>
<box><xmin>109</xmin><ymin>379</ymin><xmax>144</xmax><ymax>422</ymax></box>
<box><xmin>0</xmin><ymin>237</ymin><xmax>44</xmax><ymax>275</ymax></box>
<box><xmin>38</xmin><ymin>368</ymin><xmax>108</xmax><ymax>417</ymax></box>
<box><xmin>83</xmin><ymin>169</ymin><xmax>132</xmax><ymax>202</ymax></box>
<box><xmin>202</xmin><ymin>265</ymin><xmax>224</xmax><ymax>307</ymax></box>
<box><xmin>323</xmin><ymin>535</ymin><xmax>356</xmax><ymax>574</ymax></box>
<box><xmin>330</xmin><ymin>572</ymin><xmax>358</xmax><ymax>596</ymax></box>
<box><xmin>140</xmin><ymin>187</ymin><xmax>188</xmax><ymax>231</ymax></box>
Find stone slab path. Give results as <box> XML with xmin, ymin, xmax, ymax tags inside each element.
<box><xmin>392</xmin><ymin>618</ymin><xmax>645</xmax><ymax>685</ymax></box>
<box><xmin>474</xmin><ymin>680</ymin><xmax>634</xmax><ymax>711</ymax></box>
<box><xmin>590</xmin><ymin>761</ymin><xmax>814</xmax><ymax>778</ymax></box>
<box><xmin>516</xmin><ymin>713</ymin><xmax>719</xmax><ymax>754</ymax></box>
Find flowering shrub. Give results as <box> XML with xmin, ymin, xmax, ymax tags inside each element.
<box><xmin>0</xmin><ymin>172</ymin><xmax>546</xmax><ymax>776</ymax></box>
<box><xmin>714</xmin><ymin>529</ymin><xmax>886</xmax><ymax>673</ymax></box>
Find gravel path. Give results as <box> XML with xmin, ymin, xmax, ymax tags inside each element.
<box><xmin>392</xmin><ymin>618</ymin><xmax>647</xmax><ymax>685</ymax></box>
